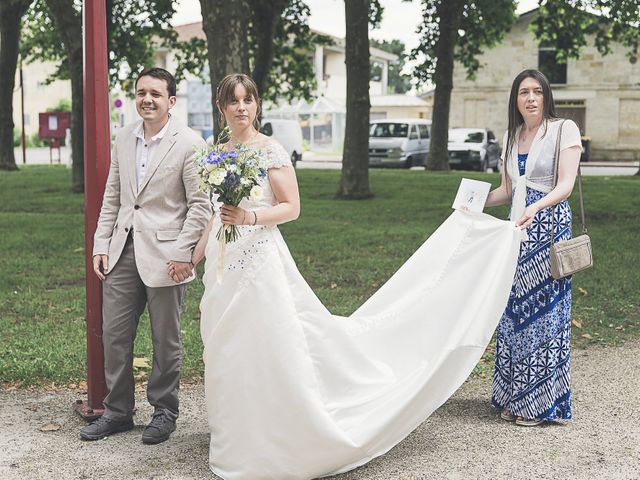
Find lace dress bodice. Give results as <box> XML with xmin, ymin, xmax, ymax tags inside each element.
<box><xmin>205</xmin><ymin>141</ymin><xmax>293</xmax><ymax>280</ymax></box>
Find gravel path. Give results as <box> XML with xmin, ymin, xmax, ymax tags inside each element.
<box><xmin>1</xmin><ymin>341</ymin><xmax>638</xmax><ymax>480</ymax></box>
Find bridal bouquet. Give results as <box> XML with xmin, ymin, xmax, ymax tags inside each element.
<box><xmin>194</xmin><ymin>128</ymin><xmax>268</xmax><ymax>244</ymax></box>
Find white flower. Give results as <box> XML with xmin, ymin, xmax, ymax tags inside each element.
<box><xmin>240</xmin><ymin>178</ymin><xmax>251</xmax><ymax>186</ymax></box>
<box><xmin>227</xmin><ymin>164</ymin><xmax>237</xmax><ymax>173</ymax></box>
<box><xmin>250</xmin><ymin>185</ymin><xmax>264</xmax><ymax>201</ymax></box>
<box><xmin>208</xmin><ymin>169</ymin><xmax>226</xmax><ymax>186</ymax></box>
<box><xmin>205</xmin><ymin>163</ymin><xmax>216</xmax><ymax>172</ymax></box>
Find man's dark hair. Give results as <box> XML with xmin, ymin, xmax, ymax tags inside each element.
<box><xmin>135</xmin><ymin>67</ymin><xmax>177</xmax><ymax>97</ymax></box>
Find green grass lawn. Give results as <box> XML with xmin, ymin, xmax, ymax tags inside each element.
<box><xmin>1</xmin><ymin>165</ymin><xmax>638</xmax><ymax>386</ymax></box>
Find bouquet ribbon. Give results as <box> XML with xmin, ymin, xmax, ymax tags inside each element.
<box><xmin>217</xmin><ymin>224</ymin><xmax>228</xmax><ymax>284</ymax></box>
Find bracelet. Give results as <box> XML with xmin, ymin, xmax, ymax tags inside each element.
<box><xmin>252</xmin><ymin>211</ymin><xmax>258</xmax><ymax>226</ymax></box>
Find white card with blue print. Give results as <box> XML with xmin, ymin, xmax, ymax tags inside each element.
<box><xmin>452</xmin><ymin>178</ymin><xmax>491</xmax><ymax>213</ymax></box>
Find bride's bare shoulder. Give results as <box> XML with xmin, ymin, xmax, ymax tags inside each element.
<box><xmin>253</xmin><ymin>133</ymin><xmax>282</xmax><ymax>151</ymax></box>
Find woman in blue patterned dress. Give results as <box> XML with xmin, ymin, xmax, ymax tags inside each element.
<box><xmin>485</xmin><ymin>69</ymin><xmax>582</xmax><ymax>426</ymax></box>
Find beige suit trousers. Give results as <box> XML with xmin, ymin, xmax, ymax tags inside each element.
<box><xmin>101</xmin><ymin>235</ymin><xmax>187</xmax><ymax>421</ymax></box>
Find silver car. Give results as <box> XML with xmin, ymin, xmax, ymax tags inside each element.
<box><xmin>368</xmin><ymin>119</ymin><xmax>431</xmax><ymax>168</ymax></box>
<box><xmin>447</xmin><ymin>128</ymin><xmax>500</xmax><ymax>172</ymax></box>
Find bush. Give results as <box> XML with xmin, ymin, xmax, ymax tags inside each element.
<box><xmin>13</xmin><ymin>129</ymin><xmax>21</xmax><ymax>147</ymax></box>
<box><xmin>27</xmin><ymin>133</ymin><xmax>47</xmax><ymax>148</ymax></box>
<box><xmin>46</xmin><ymin>99</ymin><xmax>72</xmax><ymax>113</ymax></box>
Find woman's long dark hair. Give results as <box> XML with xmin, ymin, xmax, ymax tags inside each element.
<box><xmin>504</xmin><ymin>69</ymin><xmax>558</xmax><ymax>189</ymax></box>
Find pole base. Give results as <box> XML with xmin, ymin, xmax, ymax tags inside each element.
<box><xmin>73</xmin><ymin>399</ymin><xmax>104</xmax><ymax>421</ymax></box>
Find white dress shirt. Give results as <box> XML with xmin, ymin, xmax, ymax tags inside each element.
<box><xmin>133</xmin><ymin>117</ymin><xmax>171</xmax><ymax>191</ymax></box>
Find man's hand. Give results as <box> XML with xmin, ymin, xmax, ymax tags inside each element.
<box><xmin>93</xmin><ymin>255</ymin><xmax>109</xmax><ymax>281</ymax></box>
<box><xmin>167</xmin><ymin>260</ymin><xmax>194</xmax><ymax>283</ymax></box>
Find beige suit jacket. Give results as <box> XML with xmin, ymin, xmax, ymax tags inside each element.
<box><xmin>93</xmin><ymin>118</ymin><xmax>211</xmax><ymax>287</ymax></box>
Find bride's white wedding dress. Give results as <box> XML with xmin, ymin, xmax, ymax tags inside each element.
<box><xmin>200</xmin><ymin>143</ymin><xmax>523</xmax><ymax>480</ymax></box>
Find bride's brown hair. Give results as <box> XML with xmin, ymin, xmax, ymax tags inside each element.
<box><xmin>215</xmin><ymin>74</ymin><xmax>262</xmax><ymax>131</ymax></box>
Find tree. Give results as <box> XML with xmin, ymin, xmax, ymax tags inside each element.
<box><xmin>410</xmin><ymin>0</ymin><xmax>517</xmax><ymax>170</ymax></box>
<box><xmin>262</xmin><ymin>0</ymin><xmax>331</xmax><ymax>104</ymax></box>
<box><xmin>199</xmin><ymin>0</ymin><xmax>329</xmax><ymax>139</ymax></box>
<box><xmin>41</xmin><ymin>0</ymin><xmax>83</xmax><ymax>191</ymax></box>
<box><xmin>200</xmin><ymin>0</ymin><xmax>251</xmax><ymax>139</ymax></box>
<box><xmin>531</xmin><ymin>0</ymin><xmax>640</xmax><ymax>175</ymax></box>
<box><xmin>0</xmin><ymin>0</ymin><xmax>33</xmax><ymax>172</ymax></box>
<box><xmin>370</xmin><ymin>39</ymin><xmax>412</xmax><ymax>94</ymax></box>
<box><xmin>534</xmin><ymin>0</ymin><xmax>639</xmax><ymax>64</ymax></box>
<box><xmin>336</xmin><ymin>0</ymin><xmax>374</xmax><ymax>199</ymax></box>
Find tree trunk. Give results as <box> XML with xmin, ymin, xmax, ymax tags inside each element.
<box><xmin>200</xmin><ymin>0</ymin><xmax>250</xmax><ymax>141</ymax></box>
<box><xmin>426</xmin><ymin>0</ymin><xmax>465</xmax><ymax>171</ymax></box>
<box><xmin>45</xmin><ymin>0</ymin><xmax>83</xmax><ymax>192</ymax></box>
<box><xmin>337</xmin><ymin>0</ymin><xmax>372</xmax><ymax>199</ymax></box>
<box><xmin>0</xmin><ymin>0</ymin><xmax>31</xmax><ymax>171</ymax></box>
<box><xmin>249</xmin><ymin>0</ymin><xmax>288</xmax><ymax>97</ymax></box>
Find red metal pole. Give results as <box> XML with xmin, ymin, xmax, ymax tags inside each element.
<box><xmin>75</xmin><ymin>0</ymin><xmax>110</xmax><ymax>419</ymax></box>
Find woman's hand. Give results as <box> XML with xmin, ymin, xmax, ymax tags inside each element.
<box><xmin>220</xmin><ymin>204</ymin><xmax>248</xmax><ymax>225</ymax></box>
<box><xmin>516</xmin><ymin>204</ymin><xmax>540</xmax><ymax>229</ymax></box>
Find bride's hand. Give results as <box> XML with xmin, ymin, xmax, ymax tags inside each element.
<box><xmin>220</xmin><ymin>204</ymin><xmax>247</xmax><ymax>225</ymax></box>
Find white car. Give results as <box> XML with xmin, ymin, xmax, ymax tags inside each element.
<box><xmin>447</xmin><ymin>128</ymin><xmax>500</xmax><ymax>172</ymax></box>
<box><xmin>206</xmin><ymin>119</ymin><xmax>304</xmax><ymax>167</ymax></box>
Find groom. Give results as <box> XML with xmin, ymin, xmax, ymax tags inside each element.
<box><xmin>80</xmin><ymin>68</ymin><xmax>211</xmax><ymax>443</ymax></box>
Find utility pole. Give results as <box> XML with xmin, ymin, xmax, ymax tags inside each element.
<box><xmin>74</xmin><ymin>0</ymin><xmax>110</xmax><ymax>419</ymax></box>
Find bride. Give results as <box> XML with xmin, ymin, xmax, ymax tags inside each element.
<box><xmin>174</xmin><ymin>74</ymin><xmax>523</xmax><ymax>480</ymax></box>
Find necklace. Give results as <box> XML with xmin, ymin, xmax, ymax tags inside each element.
<box><xmin>229</xmin><ymin>128</ymin><xmax>259</xmax><ymax>146</ymax></box>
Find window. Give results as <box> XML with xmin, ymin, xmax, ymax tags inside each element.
<box><xmin>556</xmin><ymin>100</ymin><xmax>586</xmax><ymax>135</ymax></box>
<box><xmin>409</xmin><ymin>125</ymin><xmax>418</xmax><ymax>140</ymax></box>
<box><xmin>417</xmin><ymin>124</ymin><xmax>429</xmax><ymax>139</ymax></box>
<box><xmin>369</xmin><ymin>123</ymin><xmax>408</xmax><ymax>138</ymax></box>
<box><xmin>261</xmin><ymin>122</ymin><xmax>273</xmax><ymax>137</ymax></box>
<box><xmin>538</xmin><ymin>44</ymin><xmax>567</xmax><ymax>84</ymax></box>
<box><xmin>370</xmin><ymin>61</ymin><xmax>383</xmax><ymax>82</ymax></box>
<box><xmin>188</xmin><ymin>113</ymin><xmax>212</xmax><ymax>128</ymax></box>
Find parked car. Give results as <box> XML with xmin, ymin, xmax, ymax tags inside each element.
<box><xmin>368</xmin><ymin>119</ymin><xmax>431</xmax><ymax>168</ymax></box>
<box><xmin>206</xmin><ymin>118</ymin><xmax>304</xmax><ymax>168</ymax></box>
<box><xmin>447</xmin><ymin>128</ymin><xmax>500</xmax><ymax>171</ymax></box>
<box><xmin>260</xmin><ymin>119</ymin><xmax>303</xmax><ymax>168</ymax></box>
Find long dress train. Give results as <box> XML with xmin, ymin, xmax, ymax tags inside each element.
<box><xmin>200</xmin><ymin>144</ymin><xmax>523</xmax><ymax>480</ymax></box>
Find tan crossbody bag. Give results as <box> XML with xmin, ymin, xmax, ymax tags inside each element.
<box><xmin>549</xmin><ymin>120</ymin><xmax>593</xmax><ymax>279</ymax></box>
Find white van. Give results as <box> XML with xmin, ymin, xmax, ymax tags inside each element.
<box><xmin>261</xmin><ymin>119</ymin><xmax>304</xmax><ymax>167</ymax></box>
<box><xmin>206</xmin><ymin>119</ymin><xmax>304</xmax><ymax>167</ymax></box>
<box><xmin>368</xmin><ymin>119</ymin><xmax>431</xmax><ymax>168</ymax></box>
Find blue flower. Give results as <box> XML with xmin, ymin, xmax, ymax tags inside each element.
<box><xmin>223</xmin><ymin>172</ymin><xmax>241</xmax><ymax>190</ymax></box>
<box><xmin>206</xmin><ymin>152</ymin><xmax>222</xmax><ymax>164</ymax></box>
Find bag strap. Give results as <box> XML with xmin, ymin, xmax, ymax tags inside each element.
<box><xmin>551</xmin><ymin>120</ymin><xmax>587</xmax><ymax>246</ymax></box>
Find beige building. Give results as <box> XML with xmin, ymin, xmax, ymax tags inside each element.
<box><xmin>11</xmin><ymin>60</ymin><xmax>72</xmax><ymax>136</ymax></box>
<box><xmin>449</xmin><ymin>9</ymin><xmax>640</xmax><ymax>161</ymax></box>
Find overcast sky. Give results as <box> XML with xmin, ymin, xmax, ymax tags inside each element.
<box><xmin>172</xmin><ymin>0</ymin><xmax>540</xmax><ymax>54</ymax></box>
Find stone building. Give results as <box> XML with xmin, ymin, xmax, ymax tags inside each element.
<box><xmin>449</xmin><ymin>9</ymin><xmax>640</xmax><ymax>161</ymax></box>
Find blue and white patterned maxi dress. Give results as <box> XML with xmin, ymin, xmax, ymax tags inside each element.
<box><xmin>492</xmin><ymin>152</ymin><xmax>573</xmax><ymax>421</ymax></box>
